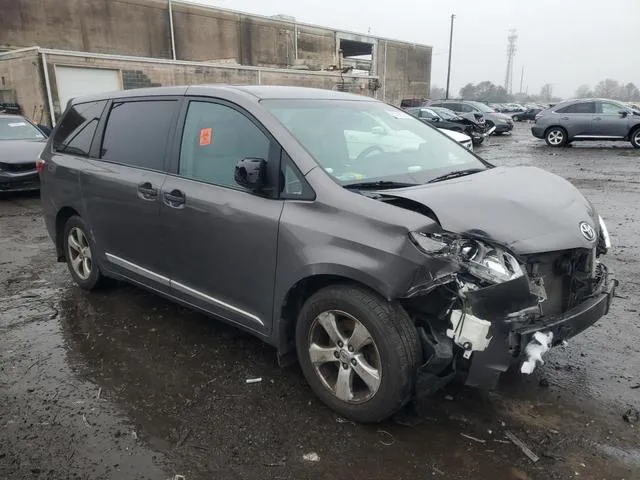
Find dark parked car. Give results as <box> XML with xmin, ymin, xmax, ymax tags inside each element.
<box><xmin>406</xmin><ymin>106</ymin><xmax>494</xmax><ymax>145</ymax></box>
<box><xmin>512</xmin><ymin>108</ymin><xmax>543</xmax><ymax>122</ymax></box>
<box><xmin>429</xmin><ymin>100</ymin><xmax>514</xmax><ymax>134</ymax></box>
<box><xmin>532</xmin><ymin>98</ymin><xmax>640</xmax><ymax>147</ymax></box>
<box><xmin>40</xmin><ymin>86</ymin><xmax>616</xmax><ymax>422</ymax></box>
<box><xmin>0</xmin><ymin>114</ymin><xmax>47</xmax><ymax>192</ymax></box>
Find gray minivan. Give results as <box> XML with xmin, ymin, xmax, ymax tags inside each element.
<box><xmin>40</xmin><ymin>86</ymin><xmax>616</xmax><ymax>422</ymax></box>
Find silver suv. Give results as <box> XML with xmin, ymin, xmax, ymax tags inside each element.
<box><xmin>532</xmin><ymin>98</ymin><xmax>640</xmax><ymax>148</ymax></box>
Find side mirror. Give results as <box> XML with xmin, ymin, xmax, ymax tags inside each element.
<box><xmin>234</xmin><ymin>157</ymin><xmax>267</xmax><ymax>191</ymax></box>
<box><xmin>432</xmin><ymin>117</ymin><xmax>440</xmax><ymax>122</ymax></box>
<box><xmin>620</xmin><ymin>111</ymin><xmax>629</xmax><ymax>118</ymax></box>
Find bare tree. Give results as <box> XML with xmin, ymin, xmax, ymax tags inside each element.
<box><xmin>430</xmin><ymin>85</ymin><xmax>446</xmax><ymax>100</ymax></box>
<box><xmin>594</xmin><ymin>79</ymin><xmax>621</xmax><ymax>99</ymax></box>
<box><xmin>575</xmin><ymin>84</ymin><xmax>593</xmax><ymax>98</ymax></box>
<box><xmin>540</xmin><ymin>84</ymin><xmax>553</xmax><ymax>102</ymax></box>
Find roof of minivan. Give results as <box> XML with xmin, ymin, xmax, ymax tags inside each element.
<box><xmin>70</xmin><ymin>85</ymin><xmax>373</xmax><ymax>105</ymax></box>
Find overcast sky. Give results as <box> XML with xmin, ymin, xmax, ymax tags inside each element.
<box><xmin>194</xmin><ymin>0</ymin><xmax>639</xmax><ymax>98</ymax></box>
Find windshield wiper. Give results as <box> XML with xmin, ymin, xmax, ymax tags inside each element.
<box><xmin>427</xmin><ymin>168</ymin><xmax>485</xmax><ymax>184</ymax></box>
<box><xmin>343</xmin><ymin>180</ymin><xmax>417</xmax><ymax>190</ymax></box>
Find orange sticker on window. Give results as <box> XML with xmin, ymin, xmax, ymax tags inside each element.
<box><xmin>199</xmin><ymin>127</ymin><xmax>212</xmax><ymax>146</ymax></box>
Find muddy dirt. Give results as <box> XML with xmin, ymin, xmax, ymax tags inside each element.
<box><xmin>1</xmin><ymin>124</ymin><xmax>639</xmax><ymax>479</ymax></box>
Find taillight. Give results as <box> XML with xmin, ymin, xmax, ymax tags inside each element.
<box><xmin>36</xmin><ymin>158</ymin><xmax>46</xmax><ymax>173</ymax></box>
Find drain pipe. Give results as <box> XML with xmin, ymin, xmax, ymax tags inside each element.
<box><xmin>169</xmin><ymin>0</ymin><xmax>177</xmax><ymax>60</ymax></box>
<box><xmin>40</xmin><ymin>52</ymin><xmax>56</xmax><ymax>127</ymax></box>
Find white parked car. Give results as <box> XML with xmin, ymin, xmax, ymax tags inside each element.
<box><xmin>440</xmin><ymin>128</ymin><xmax>473</xmax><ymax>151</ymax></box>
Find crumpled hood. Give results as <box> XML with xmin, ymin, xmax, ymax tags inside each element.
<box><xmin>383</xmin><ymin>166</ymin><xmax>599</xmax><ymax>254</ymax></box>
<box><xmin>0</xmin><ymin>139</ymin><xmax>46</xmax><ymax>164</ymax></box>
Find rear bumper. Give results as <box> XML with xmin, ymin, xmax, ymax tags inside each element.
<box><xmin>531</xmin><ymin>125</ymin><xmax>546</xmax><ymax>139</ymax></box>
<box><xmin>464</xmin><ymin>266</ymin><xmax>616</xmax><ymax>388</ymax></box>
<box><xmin>494</xmin><ymin>123</ymin><xmax>514</xmax><ymax>133</ymax></box>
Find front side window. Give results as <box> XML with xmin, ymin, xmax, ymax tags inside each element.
<box><xmin>598</xmin><ymin>102</ymin><xmax>626</xmax><ymax>114</ymax></box>
<box><xmin>468</xmin><ymin>102</ymin><xmax>496</xmax><ymax>113</ymax></box>
<box><xmin>101</xmin><ymin>100</ymin><xmax>178</xmax><ymax>170</ymax></box>
<box><xmin>0</xmin><ymin>117</ymin><xmax>45</xmax><ymax>141</ymax></box>
<box><xmin>53</xmin><ymin>101</ymin><xmax>106</xmax><ymax>156</ymax></box>
<box><xmin>178</xmin><ymin>101</ymin><xmax>270</xmax><ymax>190</ymax></box>
<box><xmin>556</xmin><ymin>102</ymin><xmax>596</xmax><ymax>114</ymax></box>
<box><xmin>264</xmin><ymin>100</ymin><xmax>486</xmax><ymax>186</ymax></box>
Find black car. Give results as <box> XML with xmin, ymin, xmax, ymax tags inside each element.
<box><xmin>0</xmin><ymin>115</ymin><xmax>48</xmax><ymax>193</ymax></box>
<box><xmin>512</xmin><ymin>108</ymin><xmax>543</xmax><ymax>122</ymax></box>
<box><xmin>407</xmin><ymin>107</ymin><xmax>493</xmax><ymax>145</ymax></box>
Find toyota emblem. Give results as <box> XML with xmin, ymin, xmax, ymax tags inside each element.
<box><xmin>579</xmin><ymin>222</ymin><xmax>596</xmax><ymax>242</ymax></box>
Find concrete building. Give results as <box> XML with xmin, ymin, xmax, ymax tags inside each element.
<box><xmin>0</xmin><ymin>0</ymin><xmax>432</xmax><ymax>126</ymax></box>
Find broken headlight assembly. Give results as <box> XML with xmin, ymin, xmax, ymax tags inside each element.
<box><xmin>598</xmin><ymin>215</ymin><xmax>611</xmax><ymax>251</ymax></box>
<box><xmin>409</xmin><ymin>231</ymin><xmax>524</xmax><ymax>284</ymax></box>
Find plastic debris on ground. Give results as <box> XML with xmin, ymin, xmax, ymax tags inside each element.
<box><xmin>245</xmin><ymin>377</ymin><xmax>262</xmax><ymax>384</ymax></box>
<box><xmin>302</xmin><ymin>452</ymin><xmax>320</xmax><ymax>462</ymax></box>
<box><xmin>505</xmin><ymin>431</ymin><xmax>540</xmax><ymax>463</ymax></box>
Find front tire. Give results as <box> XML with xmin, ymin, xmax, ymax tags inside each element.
<box><xmin>63</xmin><ymin>215</ymin><xmax>103</xmax><ymax>290</ymax></box>
<box><xmin>545</xmin><ymin>127</ymin><xmax>568</xmax><ymax>147</ymax></box>
<box><xmin>296</xmin><ymin>284</ymin><xmax>420</xmax><ymax>423</ymax></box>
<box><xmin>630</xmin><ymin>127</ymin><xmax>640</xmax><ymax>148</ymax></box>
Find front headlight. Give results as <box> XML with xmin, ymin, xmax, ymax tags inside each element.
<box><xmin>598</xmin><ymin>215</ymin><xmax>611</xmax><ymax>250</ymax></box>
<box><xmin>410</xmin><ymin>231</ymin><xmax>523</xmax><ymax>284</ymax></box>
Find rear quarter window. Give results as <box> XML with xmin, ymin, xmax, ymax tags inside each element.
<box><xmin>53</xmin><ymin>101</ymin><xmax>107</xmax><ymax>157</ymax></box>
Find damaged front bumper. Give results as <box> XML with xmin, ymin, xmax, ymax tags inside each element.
<box><xmin>411</xmin><ymin>261</ymin><xmax>617</xmax><ymax>396</ymax></box>
<box><xmin>464</xmin><ymin>265</ymin><xmax>617</xmax><ymax>389</ymax></box>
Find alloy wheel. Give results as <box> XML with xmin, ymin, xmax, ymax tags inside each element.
<box><xmin>633</xmin><ymin>130</ymin><xmax>640</xmax><ymax>147</ymax></box>
<box><xmin>67</xmin><ymin>227</ymin><xmax>92</xmax><ymax>280</ymax></box>
<box><xmin>308</xmin><ymin>310</ymin><xmax>382</xmax><ymax>404</ymax></box>
<box><xmin>547</xmin><ymin>129</ymin><xmax>564</xmax><ymax>146</ymax></box>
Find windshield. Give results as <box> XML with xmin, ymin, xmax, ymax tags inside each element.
<box><xmin>468</xmin><ymin>102</ymin><xmax>496</xmax><ymax>113</ymax></box>
<box><xmin>263</xmin><ymin>99</ymin><xmax>486</xmax><ymax>186</ymax></box>
<box><xmin>0</xmin><ymin>117</ymin><xmax>45</xmax><ymax>141</ymax></box>
<box><xmin>431</xmin><ymin>107</ymin><xmax>461</xmax><ymax>121</ymax></box>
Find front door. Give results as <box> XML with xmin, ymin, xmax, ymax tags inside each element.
<box><xmin>161</xmin><ymin>99</ymin><xmax>283</xmax><ymax>334</ymax></box>
<box><xmin>82</xmin><ymin>98</ymin><xmax>181</xmax><ymax>290</ymax></box>
<box><xmin>594</xmin><ymin>101</ymin><xmax>630</xmax><ymax>137</ymax></box>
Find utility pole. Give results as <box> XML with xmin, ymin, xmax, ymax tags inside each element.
<box><xmin>504</xmin><ymin>29</ymin><xmax>517</xmax><ymax>94</ymax></box>
<box><xmin>519</xmin><ymin>66</ymin><xmax>524</xmax><ymax>94</ymax></box>
<box><xmin>445</xmin><ymin>14</ymin><xmax>455</xmax><ymax>99</ymax></box>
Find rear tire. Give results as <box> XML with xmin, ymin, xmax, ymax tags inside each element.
<box><xmin>63</xmin><ymin>215</ymin><xmax>103</xmax><ymax>290</ymax></box>
<box><xmin>630</xmin><ymin>127</ymin><xmax>640</xmax><ymax>148</ymax></box>
<box><xmin>296</xmin><ymin>284</ymin><xmax>421</xmax><ymax>423</ymax></box>
<box><xmin>545</xmin><ymin>127</ymin><xmax>568</xmax><ymax>147</ymax></box>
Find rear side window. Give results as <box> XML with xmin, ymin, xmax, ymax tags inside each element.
<box><xmin>53</xmin><ymin>101</ymin><xmax>106</xmax><ymax>156</ymax></box>
<box><xmin>101</xmin><ymin>100</ymin><xmax>178</xmax><ymax>170</ymax></box>
<box><xmin>556</xmin><ymin>102</ymin><xmax>595</xmax><ymax>114</ymax></box>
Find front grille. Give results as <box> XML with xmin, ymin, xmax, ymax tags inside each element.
<box><xmin>525</xmin><ymin>249</ymin><xmax>597</xmax><ymax>316</ymax></box>
<box><xmin>0</xmin><ymin>162</ymin><xmax>36</xmax><ymax>173</ymax></box>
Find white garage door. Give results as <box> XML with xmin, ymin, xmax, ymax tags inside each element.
<box><xmin>55</xmin><ymin>66</ymin><xmax>122</xmax><ymax>110</ymax></box>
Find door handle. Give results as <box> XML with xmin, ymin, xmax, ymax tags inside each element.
<box><xmin>163</xmin><ymin>189</ymin><xmax>186</xmax><ymax>208</ymax></box>
<box><xmin>594</xmin><ymin>117</ymin><xmax>602</xmax><ymax>121</ymax></box>
<box><xmin>137</xmin><ymin>182</ymin><xmax>158</xmax><ymax>200</ymax></box>
<box><xmin>561</xmin><ymin>117</ymin><xmax>569</xmax><ymax>120</ymax></box>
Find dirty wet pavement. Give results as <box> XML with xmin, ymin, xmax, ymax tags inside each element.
<box><xmin>1</xmin><ymin>125</ymin><xmax>639</xmax><ymax>479</ymax></box>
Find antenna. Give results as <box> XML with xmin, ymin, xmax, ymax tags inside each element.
<box><xmin>504</xmin><ymin>29</ymin><xmax>517</xmax><ymax>95</ymax></box>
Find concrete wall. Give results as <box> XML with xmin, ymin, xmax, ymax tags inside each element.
<box><xmin>378</xmin><ymin>40</ymin><xmax>432</xmax><ymax>106</ymax></box>
<box><xmin>0</xmin><ymin>0</ymin><xmax>172</xmax><ymax>58</ymax></box>
<box><xmin>0</xmin><ymin>51</ymin><xmax>49</xmax><ymax>125</ymax></box>
<box><xmin>41</xmin><ymin>52</ymin><xmax>375</xmax><ymax>120</ymax></box>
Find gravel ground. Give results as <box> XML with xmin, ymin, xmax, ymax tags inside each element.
<box><xmin>1</xmin><ymin>123</ymin><xmax>639</xmax><ymax>480</ymax></box>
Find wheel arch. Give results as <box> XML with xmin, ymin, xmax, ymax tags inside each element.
<box><xmin>55</xmin><ymin>206</ymin><xmax>80</xmax><ymax>261</ymax></box>
<box><xmin>274</xmin><ymin>267</ymin><xmax>393</xmax><ymax>363</ymax></box>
